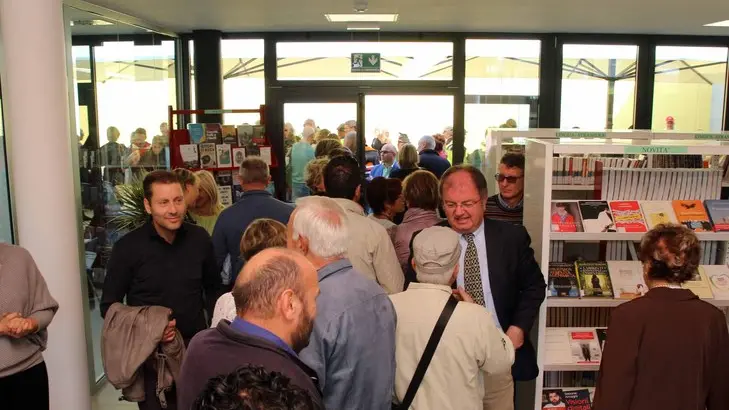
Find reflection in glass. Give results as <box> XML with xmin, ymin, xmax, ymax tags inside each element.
<box><xmin>561</xmin><ymin>44</ymin><xmax>638</xmax><ymax>130</ymax></box>
<box><xmin>653</xmin><ymin>46</ymin><xmax>728</xmax><ymax>132</ymax></box>
<box><xmin>276</xmin><ymin>42</ymin><xmax>453</xmax><ymax>81</ymax></box>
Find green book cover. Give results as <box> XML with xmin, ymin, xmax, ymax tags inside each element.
<box><xmin>576</xmin><ymin>261</ymin><xmax>614</xmax><ymax>298</ymax></box>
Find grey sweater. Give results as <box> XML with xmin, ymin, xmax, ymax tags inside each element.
<box><xmin>0</xmin><ymin>243</ymin><xmax>58</xmax><ymax>377</ymax></box>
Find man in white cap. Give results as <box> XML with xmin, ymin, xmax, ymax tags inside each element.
<box><xmin>390</xmin><ymin>226</ymin><xmax>515</xmax><ymax>410</ymax></box>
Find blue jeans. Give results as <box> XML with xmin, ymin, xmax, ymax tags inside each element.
<box><xmin>292</xmin><ymin>182</ymin><xmax>310</xmax><ymax>201</ymax></box>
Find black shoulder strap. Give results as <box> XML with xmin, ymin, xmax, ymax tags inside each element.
<box><xmin>398</xmin><ymin>296</ymin><xmax>459</xmax><ymax>409</ymax></box>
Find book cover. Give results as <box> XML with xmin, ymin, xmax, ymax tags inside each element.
<box><xmin>681</xmin><ymin>268</ymin><xmax>715</xmax><ymax>299</ymax></box>
<box><xmin>595</xmin><ymin>328</ymin><xmax>607</xmax><ymax>352</ymax></box>
<box><xmin>578</xmin><ymin>201</ymin><xmax>616</xmax><ymax>233</ymax></box>
<box><xmin>672</xmin><ymin>200</ymin><xmax>712</xmax><ymax>232</ymax></box>
<box><xmin>252</xmin><ymin>125</ymin><xmax>266</xmax><ymax>143</ymax></box>
<box><xmin>233</xmin><ymin>181</ymin><xmax>244</xmax><ymax>203</ymax></box>
<box><xmin>704</xmin><ymin>200</ymin><xmax>729</xmax><ymax>232</ymax></box>
<box><xmin>542</xmin><ymin>389</ymin><xmax>567</xmax><ymax>409</ymax></box>
<box><xmin>204</xmin><ymin>123</ymin><xmax>223</xmax><ymax>144</ymax></box>
<box><xmin>232</xmin><ymin>147</ymin><xmax>246</xmax><ymax>167</ymax></box>
<box><xmin>199</xmin><ymin>143</ymin><xmax>217</xmax><ymax>169</ymax></box>
<box><xmin>237</xmin><ymin>124</ymin><xmax>253</xmax><ymax>146</ymax></box>
<box><xmin>215</xmin><ymin>171</ymin><xmax>233</xmax><ymax>187</ymax></box>
<box><xmin>639</xmin><ymin>201</ymin><xmax>678</xmax><ymax>229</ymax></box>
<box><xmin>569</xmin><ymin>330</ymin><xmax>602</xmax><ymax>364</ymax></box>
<box><xmin>701</xmin><ymin>265</ymin><xmax>729</xmax><ymax>300</ymax></box>
<box><xmin>548</xmin><ymin>262</ymin><xmax>580</xmax><ymax>298</ymax></box>
<box><xmin>563</xmin><ymin>389</ymin><xmax>592</xmax><ymax>410</ymax></box>
<box><xmin>216</xmin><ymin>144</ymin><xmax>232</xmax><ymax>167</ymax></box>
<box><xmin>187</xmin><ymin>123</ymin><xmax>205</xmax><ymax>144</ymax></box>
<box><xmin>575</xmin><ymin>261</ymin><xmax>613</xmax><ymax>297</ymax></box>
<box><xmin>222</xmin><ymin>125</ymin><xmax>238</xmax><ymax>144</ymax></box>
<box><xmin>259</xmin><ymin>146</ymin><xmax>272</xmax><ymax>166</ymax></box>
<box><xmin>179</xmin><ymin>144</ymin><xmax>199</xmax><ymax>168</ymax></box>
<box><xmin>609</xmin><ymin>200</ymin><xmax>648</xmax><ymax>233</ymax></box>
<box><xmin>550</xmin><ymin>201</ymin><xmax>583</xmax><ymax>232</ymax></box>
<box><xmin>607</xmin><ymin>260</ymin><xmax>647</xmax><ymax>299</ymax></box>
<box><xmin>218</xmin><ymin>185</ymin><xmax>233</xmax><ymax>208</ymax></box>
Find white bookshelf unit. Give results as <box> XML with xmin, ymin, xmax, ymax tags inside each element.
<box><xmin>522</xmin><ymin>135</ymin><xmax>729</xmax><ymax>409</ymax></box>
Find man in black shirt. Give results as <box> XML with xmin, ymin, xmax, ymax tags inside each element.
<box><xmin>101</xmin><ymin>170</ymin><xmax>221</xmax><ymax>410</ymax></box>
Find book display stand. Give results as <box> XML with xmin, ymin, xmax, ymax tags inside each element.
<box><xmin>519</xmin><ymin>131</ymin><xmax>729</xmax><ymax>409</ymax></box>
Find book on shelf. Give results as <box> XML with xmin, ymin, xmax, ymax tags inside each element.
<box><xmin>541</xmin><ymin>389</ymin><xmax>568</xmax><ymax>409</ymax></box>
<box><xmin>551</xmin><ymin>201</ymin><xmax>583</xmax><ymax>232</ymax></box>
<box><xmin>600</xmin><ymin>168</ymin><xmax>721</xmax><ymax>201</ymax></box>
<box><xmin>187</xmin><ymin>123</ymin><xmax>205</xmax><ymax>144</ymax></box>
<box><xmin>651</xmin><ymin>154</ymin><xmax>703</xmax><ymax>168</ymax></box>
<box><xmin>237</xmin><ymin>124</ymin><xmax>253</xmax><ymax>147</ymax></box>
<box><xmin>639</xmin><ymin>201</ymin><xmax>678</xmax><ymax>229</ymax></box>
<box><xmin>595</xmin><ymin>328</ymin><xmax>607</xmax><ymax>352</ymax></box>
<box><xmin>606</xmin><ymin>261</ymin><xmax>647</xmax><ymax>299</ymax></box>
<box><xmin>681</xmin><ymin>268</ymin><xmax>714</xmax><ymax>299</ymax></box>
<box><xmin>232</xmin><ymin>147</ymin><xmax>246</xmax><ymax>167</ymax></box>
<box><xmin>608</xmin><ymin>200</ymin><xmax>648</xmax><ymax>233</ymax></box>
<box><xmin>216</xmin><ymin>144</ymin><xmax>232</xmax><ymax>167</ymax></box>
<box><xmin>218</xmin><ymin>185</ymin><xmax>233</xmax><ymax>207</ymax></box>
<box><xmin>672</xmin><ymin>200</ymin><xmax>713</xmax><ymax>232</ymax></box>
<box><xmin>578</xmin><ymin>201</ymin><xmax>615</xmax><ymax>233</ymax></box>
<box><xmin>215</xmin><ymin>171</ymin><xmax>233</xmax><ymax>187</ymax></box>
<box><xmin>575</xmin><ymin>261</ymin><xmax>614</xmax><ymax>298</ymax></box>
<box><xmin>222</xmin><ymin>125</ymin><xmax>238</xmax><ymax>144</ymax></box>
<box><xmin>259</xmin><ymin>146</ymin><xmax>272</xmax><ymax>166</ymax></box>
<box><xmin>563</xmin><ymin>389</ymin><xmax>592</xmax><ymax>410</ymax></box>
<box><xmin>199</xmin><ymin>143</ymin><xmax>217</xmax><ymax>169</ymax></box>
<box><xmin>179</xmin><ymin>144</ymin><xmax>199</xmax><ymax>168</ymax></box>
<box><xmin>252</xmin><ymin>125</ymin><xmax>265</xmax><ymax>143</ymax></box>
<box><xmin>544</xmin><ymin>327</ymin><xmax>602</xmax><ymax>365</ymax></box>
<box><xmin>704</xmin><ymin>200</ymin><xmax>729</xmax><ymax>232</ymax></box>
<box><xmin>548</xmin><ymin>262</ymin><xmax>580</xmax><ymax>298</ymax></box>
<box><xmin>204</xmin><ymin>123</ymin><xmax>223</xmax><ymax>144</ymax></box>
<box><xmin>233</xmin><ymin>180</ymin><xmax>244</xmax><ymax>203</ymax></box>
<box><xmin>701</xmin><ymin>265</ymin><xmax>729</xmax><ymax>300</ymax></box>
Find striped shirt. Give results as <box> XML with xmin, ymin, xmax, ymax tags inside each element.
<box><xmin>485</xmin><ymin>194</ymin><xmax>523</xmax><ymax>225</ymax></box>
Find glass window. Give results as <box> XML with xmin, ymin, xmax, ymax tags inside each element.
<box><xmin>465</xmin><ymin>39</ymin><xmax>541</xmax><ymax>171</ymax></box>
<box><xmin>276</xmin><ymin>42</ymin><xmax>453</xmax><ymax>81</ymax></box>
<box><xmin>653</xmin><ymin>46</ymin><xmax>728</xmax><ymax>132</ymax></box>
<box><xmin>222</xmin><ymin>39</ymin><xmax>265</xmax><ymax>125</ymax></box>
<box><xmin>561</xmin><ymin>44</ymin><xmax>638</xmax><ymax>130</ymax></box>
<box><xmin>364</xmin><ymin>95</ymin><xmax>454</xmax><ymax>147</ymax></box>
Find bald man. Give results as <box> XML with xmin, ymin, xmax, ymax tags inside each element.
<box><xmin>177</xmin><ymin>248</ymin><xmax>324</xmax><ymax>410</ymax></box>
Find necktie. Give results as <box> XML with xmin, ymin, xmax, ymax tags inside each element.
<box><xmin>463</xmin><ymin>233</ymin><xmax>485</xmax><ymax>306</ymax></box>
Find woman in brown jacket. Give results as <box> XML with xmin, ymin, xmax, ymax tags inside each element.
<box><xmin>593</xmin><ymin>224</ymin><xmax>729</xmax><ymax>410</ymax></box>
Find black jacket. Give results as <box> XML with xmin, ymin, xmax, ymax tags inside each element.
<box><xmin>177</xmin><ymin>320</ymin><xmax>324</xmax><ymax>410</ymax></box>
<box><xmin>418</xmin><ymin>149</ymin><xmax>451</xmax><ymax>179</ymax></box>
<box><xmin>406</xmin><ymin>218</ymin><xmax>546</xmax><ymax>381</ymax></box>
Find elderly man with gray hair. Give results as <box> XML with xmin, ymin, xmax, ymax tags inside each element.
<box><xmin>390</xmin><ymin>226</ymin><xmax>515</xmax><ymax>410</ymax></box>
<box><xmin>212</xmin><ymin>157</ymin><xmax>294</xmax><ymax>288</ymax></box>
<box><xmin>287</xmin><ymin>196</ymin><xmax>397</xmax><ymax>410</ymax></box>
<box><xmin>417</xmin><ymin>135</ymin><xmax>451</xmax><ymax>179</ymax></box>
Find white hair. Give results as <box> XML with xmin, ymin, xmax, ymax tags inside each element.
<box><xmin>293</xmin><ymin>196</ymin><xmax>349</xmax><ymax>259</ymax></box>
<box><xmin>419</xmin><ymin>135</ymin><xmax>436</xmax><ymax>150</ymax></box>
<box><xmin>416</xmin><ymin>269</ymin><xmax>454</xmax><ymax>286</ymax></box>
<box><xmin>302</xmin><ymin>126</ymin><xmax>316</xmax><ymax>143</ymax></box>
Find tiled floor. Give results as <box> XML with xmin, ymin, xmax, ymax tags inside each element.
<box><xmin>92</xmin><ymin>382</ymin><xmax>137</xmax><ymax>410</ymax></box>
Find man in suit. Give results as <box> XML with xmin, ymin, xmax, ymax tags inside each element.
<box><xmin>438</xmin><ymin>165</ymin><xmax>546</xmax><ymax>409</ymax></box>
<box><xmin>368</xmin><ymin>143</ymin><xmax>399</xmax><ymax>180</ymax></box>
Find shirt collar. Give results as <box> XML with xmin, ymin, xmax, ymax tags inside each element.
<box><xmin>497</xmin><ymin>194</ymin><xmax>523</xmax><ymax>210</ymax></box>
<box><xmin>318</xmin><ymin>258</ymin><xmax>352</xmax><ymax>282</ymax></box>
<box><xmin>463</xmin><ymin>220</ymin><xmax>485</xmax><ymax>239</ymax></box>
<box><xmin>230</xmin><ymin>317</ymin><xmax>297</xmax><ymax>357</ymax></box>
<box><xmin>406</xmin><ymin>282</ymin><xmax>453</xmax><ymax>294</ymax></box>
<box><xmin>145</xmin><ymin>219</ymin><xmax>187</xmax><ymax>240</ymax></box>
<box><xmin>240</xmin><ymin>189</ymin><xmax>273</xmax><ymax>198</ymax></box>
<box><xmin>331</xmin><ymin>198</ymin><xmax>365</xmax><ymax>216</ymax></box>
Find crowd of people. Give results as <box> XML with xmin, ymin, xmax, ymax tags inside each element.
<box><xmin>2</xmin><ymin>120</ymin><xmax>729</xmax><ymax>410</ymax></box>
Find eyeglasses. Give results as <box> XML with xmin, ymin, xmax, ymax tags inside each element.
<box><xmin>495</xmin><ymin>173</ymin><xmax>523</xmax><ymax>184</ymax></box>
<box><xmin>444</xmin><ymin>199</ymin><xmax>481</xmax><ymax>211</ymax></box>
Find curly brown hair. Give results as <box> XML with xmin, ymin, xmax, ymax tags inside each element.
<box><xmin>403</xmin><ymin>170</ymin><xmax>439</xmax><ymax>210</ymax></box>
<box><xmin>638</xmin><ymin>223</ymin><xmax>701</xmax><ymax>284</ymax></box>
<box><xmin>239</xmin><ymin>219</ymin><xmax>287</xmax><ymax>262</ymax></box>
<box><xmin>314</xmin><ymin>139</ymin><xmax>342</xmax><ymax>158</ymax></box>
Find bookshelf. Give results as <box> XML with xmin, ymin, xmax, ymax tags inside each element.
<box><xmin>522</xmin><ymin>135</ymin><xmax>729</xmax><ymax>409</ymax></box>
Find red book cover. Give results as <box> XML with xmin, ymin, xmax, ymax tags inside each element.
<box><xmin>169</xmin><ymin>129</ymin><xmax>190</xmax><ymax>169</ymax></box>
<box><xmin>609</xmin><ymin>200</ymin><xmax>648</xmax><ymax>233</ymax></box>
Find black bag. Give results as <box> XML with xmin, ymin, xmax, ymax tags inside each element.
<box><xmin>392</xmin><ymin>296</ymin><xmax>459</xmax><ymax>410</ymax></box>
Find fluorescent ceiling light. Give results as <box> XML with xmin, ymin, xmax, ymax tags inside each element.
<box><xmin>326</xmin><ymin>14</ymin><xmax>398</xmax><ymax>23</ymax></box>
<box><xmin>705</xmin><ymin>20</ymin><xmax>729</xmax><ymax>27</ymax></box>
<box><xmin>347</xmin><ymin>24</ymin><xmax>381</xmax><ymax>31</ymax></box>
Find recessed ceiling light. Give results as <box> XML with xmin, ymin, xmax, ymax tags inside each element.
<box><xmin>347</xmin><ymin>24</ymin><xmax>381</xmax><ymax>31</ymax></box>
<box><xmin>325</xmin><ymin>14</ymin><xmax>398</xmax><ymax>23</ymax></box>
<box><xmin>705</xmin><ymin>20</ymin><xmax>729</xmax><ymax>27</ymax></box>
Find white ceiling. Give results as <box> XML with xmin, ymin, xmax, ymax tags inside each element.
<box><xmin>84</xmin><ymin>0</ymin><xmax>729</xmax><ymax>36</ymax></box>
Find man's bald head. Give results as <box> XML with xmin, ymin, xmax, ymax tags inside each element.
<box><xmin>233</xmin><ymin>248</ymin><xmax>315</xmax><ymax>318</ymax></box>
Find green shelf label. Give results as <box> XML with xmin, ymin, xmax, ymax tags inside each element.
<box><xmin>694</xmin><ymin>133</ymin><xmax>729</xmax><ymax>140</ymax></box>
<box><xmin>624</xmin><ymin>146</ymin><xmax>688</xmax><ymax>154</ymax></box>
<box><xmin>555</xmin><ymin>131</ymin><xmax>607</xmax><ymax>138</ymax></box>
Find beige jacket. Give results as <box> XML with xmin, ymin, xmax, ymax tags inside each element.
<box><xmin>333</xmin><ymin>198</ymin><xmax>404</xmax><ymax>294</ymax></box>
<box><xmin>389</xmin><ymin>283</ymin><xmax>515</xmax><ymax>410</ymax></box>
<box><xmin>102</xmin><ymin>303</ymin><xmax>186</xmax><ymax>407</ymax></box>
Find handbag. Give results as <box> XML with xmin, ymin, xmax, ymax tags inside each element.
<box><xmin>392</xmin><ymin>295</ymin><xmax>459</xmax><ymax>410</ymax></box>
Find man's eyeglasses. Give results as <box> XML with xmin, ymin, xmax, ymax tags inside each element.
<box><xmin>444</xmin><ymin>199</ymin><xmax>481</xmax><ymax>211</ymax></box>
<box><xmin>495</xmin><ymin>173</ymin><xmax>524</xmax><ymax>184</ymax></box>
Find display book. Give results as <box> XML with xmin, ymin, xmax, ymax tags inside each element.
<box><xmin>541</xmin><ymin>388</ymin><xmax>593</xmax><ymax>410</ymax></box>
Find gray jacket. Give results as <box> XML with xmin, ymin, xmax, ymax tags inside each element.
<box><xmin>299</xmin><ymin>259</ymin><xmax>397</xmax><ymax>410</ymax></box>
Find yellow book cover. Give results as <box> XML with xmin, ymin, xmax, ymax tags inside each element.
<box><xmin>681</xmin><ymin>267</ymin><xmax>715</xmax><ymax>299</ymax></box>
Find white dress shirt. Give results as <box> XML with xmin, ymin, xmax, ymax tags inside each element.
<box><xmin>457</xmin><ymin>220</ymin><xmax>503</xmax><ymax>330</ymax></box>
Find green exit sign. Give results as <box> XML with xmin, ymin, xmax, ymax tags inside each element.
<box><xmin>351</xmin><ymin>53</ymin><xmax>381</xmax><ymax>73</ymax></box>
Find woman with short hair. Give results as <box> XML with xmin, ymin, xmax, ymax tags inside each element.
<box><xmin>366</xmin><ymin>177</ymin><xmax>405</xmax><ymax>230</ymax></box>
<box><xmin>593</xmin><ymin>224</ymin><xmax>729</xmax><ymax>409</ymax></box>
<box><xmin>314</xmin><ymin>139</ymin><xmax>342</xmax><ymax>159</ymax></box>
<box><xmin>389</xmin><ymin>144</ymin><xmax>420</xmax><ymax>180</ymax></box>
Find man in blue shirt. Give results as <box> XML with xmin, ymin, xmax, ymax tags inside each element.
<box><xmin>177</xmin><ymin>248</ymin><xmax>324</xmax><ymax>410</ymax></box>
<box><xmin>287</xmin><ymin>196</ymin><xmax>397</xmax><ymax>410</ymax></box>
<box><xmin>369</xmin><ymin>143</ymin><xmax>399</xmax><ymax>180</ymax></box>
<box><xmin>212</xmin><ymin>157</ymin><xmax>293</xmax><ymax>287</ymax></box>
<box><xmin>291</xmin><ymin>126</ymin><xmax>316</xmax><ymax>200</ymax></box>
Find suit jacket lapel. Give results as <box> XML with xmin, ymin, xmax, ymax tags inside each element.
<box><xmin>483</xmin><ymin>219</ymin><xmax>506</xmax><ymax>327</ymax></box>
